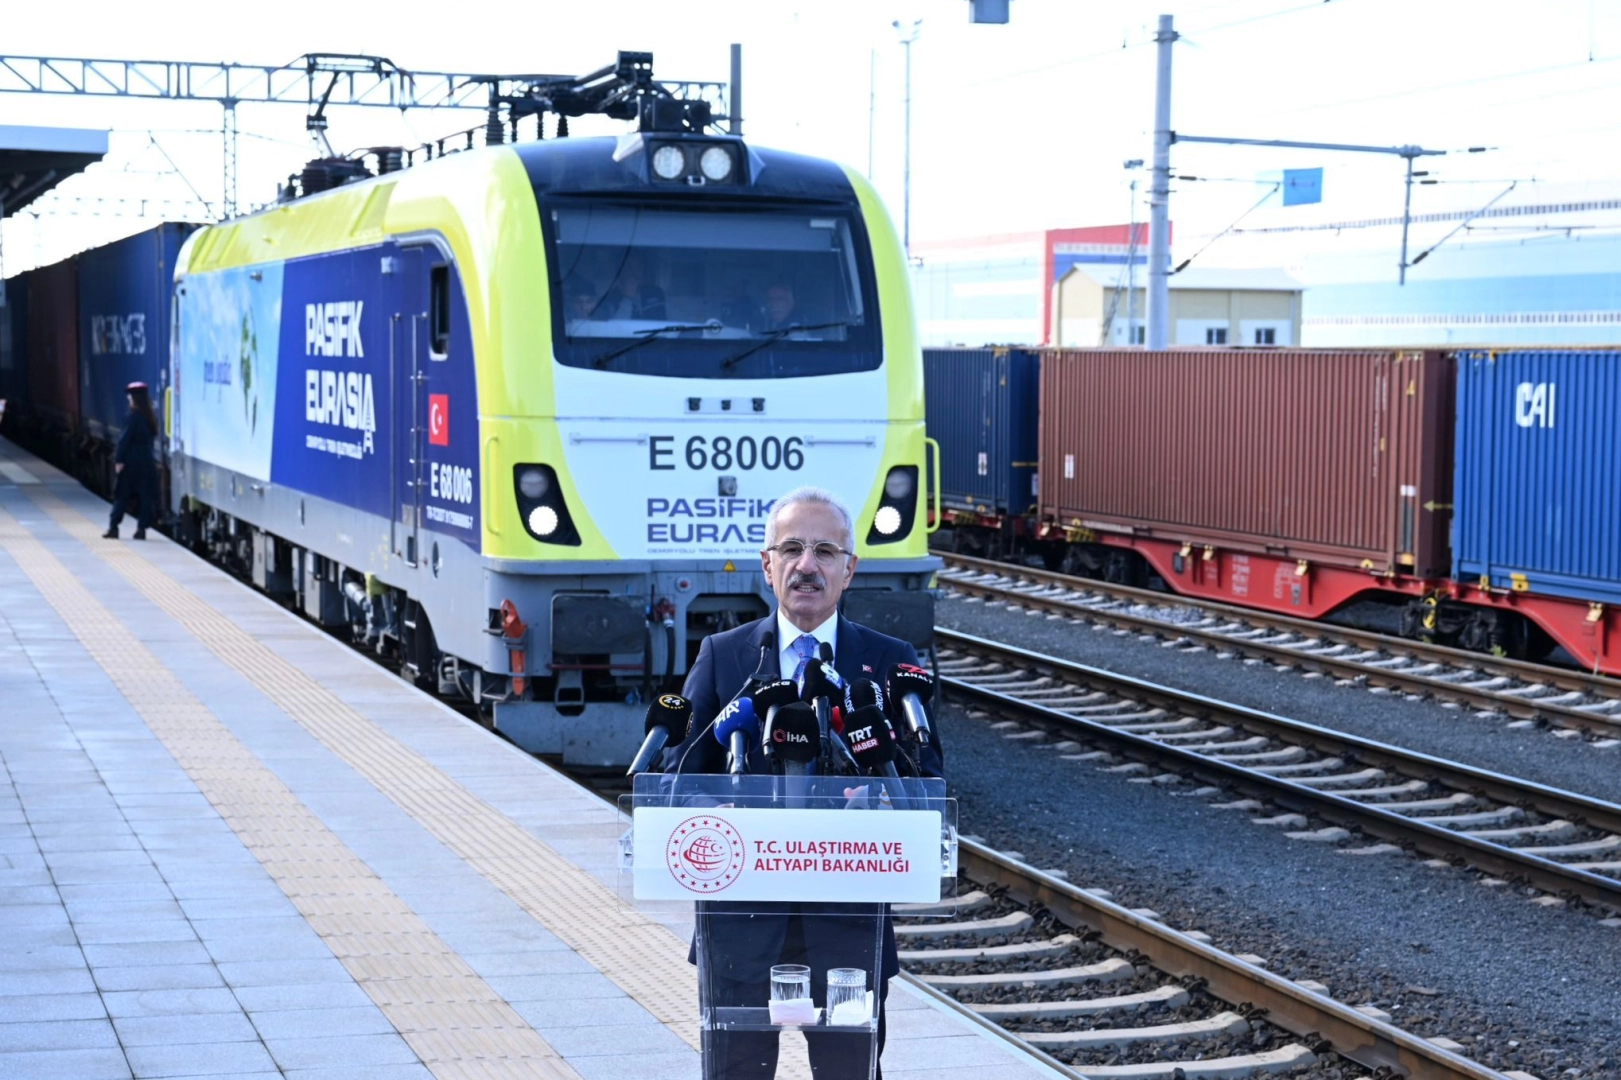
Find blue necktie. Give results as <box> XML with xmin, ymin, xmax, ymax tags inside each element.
<box><xmin>790</xmin><ymin>633</ymin><xmax>819</xmax><ymax>688</ymax></box>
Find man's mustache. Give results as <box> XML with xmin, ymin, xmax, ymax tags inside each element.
<box><xmin>788</xmin><ymin>572</ymin><xmax>825</xmax><ymax>589</ymax></box>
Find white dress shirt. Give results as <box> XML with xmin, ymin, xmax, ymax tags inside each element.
<box><xmin>775</xmin><ymin>610</ymin><xmax>838</xmax><ymax>681</ymax></box>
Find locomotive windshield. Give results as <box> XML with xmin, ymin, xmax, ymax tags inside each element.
<box><xmin>543</xmin><ymin>201</ymin><xmax>882</xmax><ymax>379</ymax></box>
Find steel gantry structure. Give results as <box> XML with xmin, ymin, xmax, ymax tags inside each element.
<box><xmin>0</xmin><ymin>51</ymin><xmax>735</xmax><ymax>218</ymax></box>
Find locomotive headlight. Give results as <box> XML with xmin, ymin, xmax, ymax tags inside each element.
<box><xmin>866</xmin><ymin>465</ymin><xmax>919</xmax><ymax>546</ymax></box>
<box><xmin>518</xmin><ymin>467</ymin><xmax>549</xmax><ymax>500</ymax></box>
<box><xmin>699</xmin><ymin>145</ymin><xmax>734</xmax><ymax>181</ymax></box>
<box><xmin>528</xmin><ymin>505</ymin><xmax>560</xmax><ymax>537</ymax></box>
<box><xmin>651</xmin><ymin>145</ymin><xmax>686</xmax><ymax>180</ymax></box>
<box><xmin>513</xmin><ymin>463</ymin><xmax>580</xmax><ymax>546</ymax></box>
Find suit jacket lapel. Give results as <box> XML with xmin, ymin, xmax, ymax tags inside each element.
<box><xmin>834</xmin><ymin>615</ymin><xmax>867</xmax><ymax>683</ymax></box>
<box><xmin>740</xmin><ymin>615</ymin><xmax>777</xmax><ymax>685</ymax></box>
<box><xmin>748</xmin><ymin>616</ymin><xmax>775</xmax><ymax>652</ymax></box>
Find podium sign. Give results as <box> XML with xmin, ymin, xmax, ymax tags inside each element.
<box><xmin>619</xmin><ymin>774</ymin><xmax>957</xmax><ymax>1080</ymax></box>
<box><xmin>633</xmin><ymin>806</ymin><xmax>943</xmax><ymax>902</ymax></box>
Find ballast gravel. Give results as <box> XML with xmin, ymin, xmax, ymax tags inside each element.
<box><xmin>939</xmin><ymin>593</ymin><xmax>1621</xmax><ymax>812</ymax></box>
<box><xmin>903</xmin><ymin>890</ymin><xmax>1401</xmax><ymax>1077</ymax></box>
<box><xmin>937</xmin><ymin>595</ymin><xmax>1621</xmax><ymax>1078</ymax></box>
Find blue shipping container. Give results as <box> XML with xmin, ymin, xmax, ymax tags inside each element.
<box><xmin>0</xmin><ymin>272</ymin><xmax>29</xmax><ymax>418</ymax></box>
<box><xmin>1453</xmin><ymin>349</ymin><xmax>1621</xmax><ymax>604</ymax></box>
<box><xmin>924</xmin><ymin>347</ymin><xmax>1040</xmax><ymax>518</ymax></box>
<box><xmin>76</xmin><ymin>223</ymin><xmax>191</xmax><ymax>442</ymax></box>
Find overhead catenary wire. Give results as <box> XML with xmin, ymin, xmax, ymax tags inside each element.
<box><xmin>139</xmin><ymin>134</ymin><xmax>217</xmax><ymax>219</ymax></box>
<box><xmin>1171</xmin><ymin>181</ymin><xmax>1281</xmax><ymax>273</ymax></box>
<box><xmin>962</xmin><ymin>0</ymin><xmax>1347</xmax><ymax>89</ymax></box>
<box><xmin>1254</xmin><ymin>51</ymin><xmax>1621</xmax><ymax>120</ymax></box>
<box><xmin>1408</xmin><ymin>181</ymin><xmax>1518</xmax><ymax>266</ymax></box>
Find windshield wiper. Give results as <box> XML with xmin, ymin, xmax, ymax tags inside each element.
<box><xmin>591</xmin><ymin>321</ymin><xmax>722</xmax><ymax>368</ymax></box>
<box><xmin>719</xmin><ymin>321</ymin><xmax>855</xmax><ymax>370</ymax></box>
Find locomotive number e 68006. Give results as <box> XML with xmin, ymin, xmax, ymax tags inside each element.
<box><xmin>648</xmin><ymin>435</ymin><xmax>805</xmax><ymax>472</ymax></box>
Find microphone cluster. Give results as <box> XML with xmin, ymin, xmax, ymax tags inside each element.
<box><xmin>629</xmin><ymin>646</ymin><xmax>939</xmax><ymax>781</ymax></box>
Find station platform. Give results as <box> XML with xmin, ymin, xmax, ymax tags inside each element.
<box><xmin>0</xmin><ymin>438</ymin><xmax>1063</xmax><ymax>1080</ymax></box>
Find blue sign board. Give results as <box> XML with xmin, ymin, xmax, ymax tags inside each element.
<box><xmin>1282</xmin><ymin>168</ymin><xmax>1324</xmax><ymax>206</ymax></box>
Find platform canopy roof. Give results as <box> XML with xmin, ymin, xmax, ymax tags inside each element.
<box><xmin>0</xmin><ymin>124</ymin><xmax>108</xmax><ymax>218</ymax></box>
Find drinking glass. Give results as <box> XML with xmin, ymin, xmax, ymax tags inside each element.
<box><xmin>768</xmin><ymin>964</ymin><xmax>814</xmax><ymax>1025</ymax></box>
<box><xmin>769</xmin><ymin>964</ymin><xmax>811</xmax><ymax>1003</ymax></box>
<box><xmin>825</xmin><ymin>967</ymin><xmax>868</xmax><ymax>1025</ymax></box>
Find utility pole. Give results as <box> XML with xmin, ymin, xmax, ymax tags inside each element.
<box><xmin>894</xmin><ymin>19</ymin><xmax>922</xmax><ymax>255</ymax></box>
<box><xmin>1123</xmin><ymin>159</ymin><xmax>1144</xmax><ymax>345</ymax></box>
<box><xmin>1147</xmin><ymin>14</ymin><xmax>1175</xmax><ymax>350</ymax></box>
<box><xmin>729</xmin><ymin>44</ymin><xmax>743</xmax><ymax>135</ymax></box>
<box><xmin>221</xmin><ymin>101</ymin><xmax>238</xmax><ymax>219</ymax></box>
<box><xmin>1127</xmin><ymin>178</ymin><xmax>1140</xmax><ymax>343</ymax></box>
<box><xmin>867</xmin><ymin>49</ymin><xmax>877</xmax><ymax>179</ymax></box>
<box><xmin>1398</xmin><ymin>154</ymin><xmax>1414</xmax><ymax>284</ymax></box>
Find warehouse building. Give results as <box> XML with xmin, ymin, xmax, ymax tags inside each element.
<box><xmin>910</xmin><ymin>224</ymin><xmax>1158</xmax><ymax>347</ymax></box>
<box><xmin>1049</xmin><ymin>266</ymin><xmax>1303</xmax><ymax>348</ymax></box>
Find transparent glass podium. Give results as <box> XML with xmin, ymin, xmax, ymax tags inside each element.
<box><xmin>620</xmin><ymin>773</ymin><xmax>957</xmax><ymax>1080</ymax></box>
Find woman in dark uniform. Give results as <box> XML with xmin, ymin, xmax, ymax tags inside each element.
<box><xmin>103</xmin><ymin>381</ymin><xmax>160</xmax><ymax>540</ymax></box>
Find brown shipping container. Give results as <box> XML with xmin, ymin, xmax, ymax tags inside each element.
<box><xmin>1038</xmin><ymin>349</ymin><xmax>1454</xmax><ymax>578</ymax></box>
<box><xmin>25</xmin><ymin>257</ymin><xmax>80</xmax><ymax>429</ymax></box>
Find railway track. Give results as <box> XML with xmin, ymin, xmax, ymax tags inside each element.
<box><xmin>937</xmin><ymin>628</ymin><xmax>1621</xmax><ymax>912</ymax></box>
<box><xmin>936</xmin><ymin>552</ymin><xmax>1621</xmax><ymax>738</ymax></box>
<box><xmin>568</xmin><ymin>767</ymin><xmax>1532</xmax><ymax>1080</ymax></box>
<box><xmin>896</xmin><ymin>840</ymin><xmax>1527</xmax><ymax>1080</ymax></box>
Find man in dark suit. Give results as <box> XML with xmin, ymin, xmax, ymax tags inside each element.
<box><xmin>667</xmin><ymin>486</ymin><xmax>944</xmax><ymax>1078</ymax></box>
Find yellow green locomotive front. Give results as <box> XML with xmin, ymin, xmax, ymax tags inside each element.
<box><xmin>170</xmin><ymin>132</ymin><xmax>936</xmax><ymax>763</ymax></box>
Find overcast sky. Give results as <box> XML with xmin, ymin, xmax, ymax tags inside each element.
<box><xmin>4</xmin><ymin>0</ymin><xmax>1619</xmax><ymax>269</ymax></box>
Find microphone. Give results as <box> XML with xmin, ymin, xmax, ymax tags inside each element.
<box><xmin>714</xmin><ymin>696</ymin><xmax>760</xmax><ymax>775</ymax></box>
<box><xmin>844</xmin><ymin>678</ymin><xmax>885</xmax><ymax>716</ymax></box>
<box><xmin>751</xmin><ymin>677</ymin><xmax>801</xmax><ymax>725</ymax></box>
<box><xmin>626</xmin><ymin>693</ymin><xmax>693</xmax><ymax>776</ymax></box>
<box><xmin>800</xmin><ymin>648</ymin><xmax>846</xmax><ymax>705</ymax></box>
<box><xmin>844</xmin><ymin>696</ymin><xmax>902</xmax><ymax>781</ymax></box>
<box><xmin>800</xmin><ymin>641</ymin><xmax>843</xmax><ymax>770</ymax></box>
<box><xmin>752</xmin><ymin>630</ymin><xmax>777</xmax><ymax>682</ymax></box>
<box><xmin>885</xmin><ymin>663</ymin><xmax>936</xmax><ymax>747</ymax></box>
<box><xmin>763</xmin><ymin>702</ymin><xmax>821</xmax><ymax>775</ymax></box>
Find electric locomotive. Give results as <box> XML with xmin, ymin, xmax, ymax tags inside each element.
<box><xmin>169</xmin><ymin>56</ymin><xmax>939</xmax><ymax>764</ymax></box>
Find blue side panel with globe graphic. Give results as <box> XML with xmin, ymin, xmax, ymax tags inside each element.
<box><xmin>178</xmin><ymin>241</ymin><xmax>482</xmax><ymax>549</ymax></box>
<box><xmin>175</xmin><ymin>262</ymin><xmax>283</xmax><ymax>481</ymax></box>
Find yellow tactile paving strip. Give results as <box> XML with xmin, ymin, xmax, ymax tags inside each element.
<box><xmin>0</xmin><ymin>504</ymin><xmax>582</xmax><ymax>1080</ymax></box>
<box><xmin>22</xmin><ymin>488</ymin><xmax>760</xmax><ymax>1067</ymax></box>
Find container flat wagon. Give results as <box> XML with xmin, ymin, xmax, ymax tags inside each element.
<box><xmin>1036</xmin><ymin>347</ymin><xmax>1454</xmax><ymax>614</ymax></box>
<box><xmin>0</xmin><ymin>223</ymin><xmax>192</xmax><ymax>499</ymax></box>
<box><xmin>922</xmin><ymin>345</ymin><xmax>1621</xmax><ymax>676</ymax></box>
<box><xmin>1449</xmin><ymin>348</ymin><xmax>1621</xmax><ymax>670</ymax></box>
<box><xmin>923</xmin><ymin>346</ymin><xmax>1039</xmax><ymax>559</ymax></box>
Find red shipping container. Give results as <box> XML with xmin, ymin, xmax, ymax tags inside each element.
<box><xmin>1038</xmin><ymin>348</ymin><xmax>1453</xmax><ymax>579</ymax></box>
<box><xmin>25</xmin><ymin>257</ymin><xmax>80</xmax><ymax>430</ymax></box>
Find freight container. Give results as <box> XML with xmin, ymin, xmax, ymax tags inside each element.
<box><xmin>24</xmin><ymin>257</ymin><xmax>79</xmax><ymax>431</ymax></box>
<box><xmin>1038</xmin><ymin>349</ymin><xmax>1454</xmax><ymax>598</ymax></box>
<box><xmin>0</xmin><ymin>272</ymin><xmax>28</xmax><ymax>427</ymax></box>
<box><xmin>924</xmin><ymin>347</ymin><xmax>1040</xmax><ymax>519</ymax></box>
<box><xmin>1453</xmin><ymin>348</ymin><xmax>1621</xmax><ymax>605</ymax></box>
<box><xmin>77</xmin><ymin>224</ymin><xmax>190</xmax><ymax>444</ymax></box>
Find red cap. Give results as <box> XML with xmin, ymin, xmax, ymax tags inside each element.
<box><xmin>126</xmin><ymin>381</ymin><xmax>149</xmax><ymax>393</ymax></box>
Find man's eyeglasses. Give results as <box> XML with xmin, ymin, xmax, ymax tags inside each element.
<box><xmin>765</xmin><ymin>540</ymin><xmax>852</xmax><ymax>566</ymax></box>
